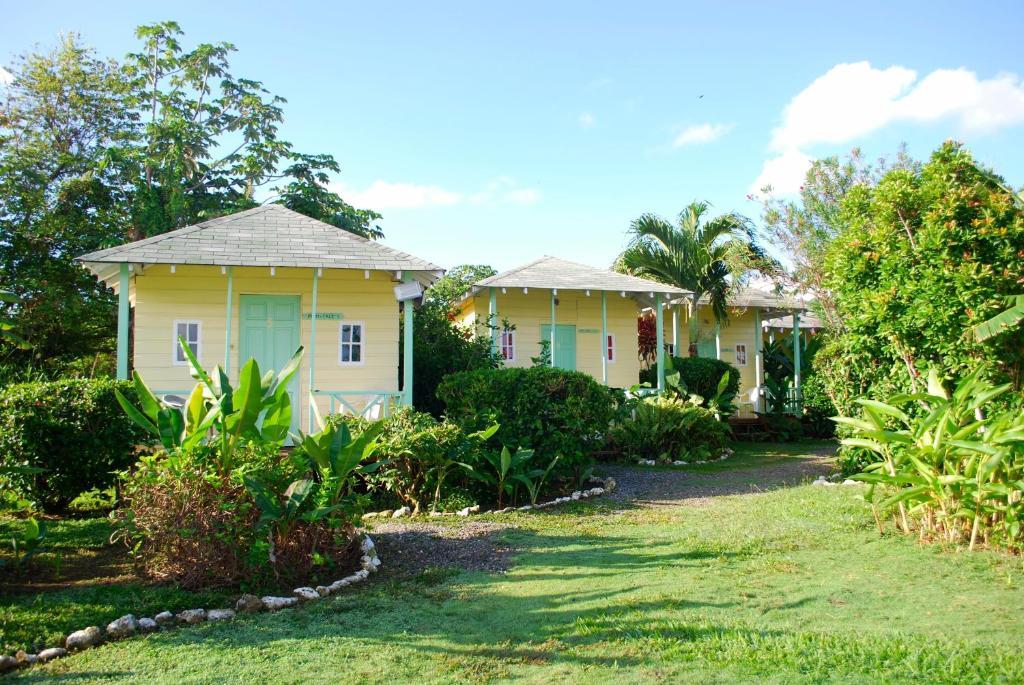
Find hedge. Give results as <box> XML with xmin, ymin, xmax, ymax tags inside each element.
<box><xmin>437</xmin><ymin>366</ymin><xmax>617</xmax><ymax>473</ymax></box>
<box><xmin>642</xmin><ymin>356</ymin><xmax>741</xmax><ymax>403</ymax></box>
<box><xmin>0</xmin><ymin>379</ymin><xmax>149</xmax><ymax>512</ymax></box>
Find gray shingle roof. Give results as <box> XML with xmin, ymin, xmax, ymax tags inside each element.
<box><xmin>76</xmin><ymin>204</ymin><xmax>442</xmax><ymax>274</ymax></box>
<box><xmin>673</xmin><ymin>286</ymin><xmax>811</xmax><ymax>313</ymax></box>
<box><xmin>472</xmin><ymin>256</ymin><xmax>689</xmax><ymax>297</ymax></box>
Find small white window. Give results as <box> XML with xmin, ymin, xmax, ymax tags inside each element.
<box><xmin>606</xmin><ymin>334</ymin><xmax>616</xmax><ymax>363</ymax></box>
<box><xmin>500</xmin><ymin>329</ymin><xmax>515</xmax><ymax>361</ymax></box>
<box><xmin>339</xmin><ymin>322</ymin><xmax>365</xmax><ymax>365</ymax></box>
<box><xmin>173</xmin><ymin>320</ymin><xmax>201</xmax><ymax>365</ymax></box>
<box><xmin>735</xmin><ymin>343</ymin><xmax>748</xmax><ymax>366</ymax></box>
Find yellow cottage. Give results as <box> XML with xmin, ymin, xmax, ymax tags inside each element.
<box><xmin>76</xmin><ymin>205</ymin><xmax>442</xmax><ymax>431</ymax></box>
<box><xmin>456</xmin><ymin>256</ymin><xmax>687</xmax><ymax>390</ymax></box>
<box><xmin>657</xmin><ymin>289</ymin><xmax>813</xmax><ymax>417</ymax></box>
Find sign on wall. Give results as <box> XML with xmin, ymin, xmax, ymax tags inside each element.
<box><xmin>302</xmin><ymin>312</ymin><xmax>343</xmax><ymax>320</ymax></box>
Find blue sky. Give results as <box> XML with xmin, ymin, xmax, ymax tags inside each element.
<box><xmin>3</xmin><ymin>1</ymin><xmax>1024</xmax><ymax>272</ymax></box>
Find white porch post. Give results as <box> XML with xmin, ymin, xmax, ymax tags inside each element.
<box><xmin>793</xmin><ymin>310</ymin><xmax>801</xmax><ymax>390</ymax></box>
<box><xmin>117</xmin><ymin>263</ymin><xmax>130</xmax><ymax>380</ymax></box>
<box><xmin>672</xmin><ymin>303</ymin><xmax>680</xmax><ymax>358</ymax></box>
<box><xmin>549</xmin><ymin>289</ymin><xmax>557</xmax><ymax>367</ymax></box>
<box><xmin>655</xmin><ymin>293</ymin><xmax>665</xmax><ymax>392</ymax></box>
<box><xmin>403</xmin><ymin>273</ymin><xmax>415</xmax><ymax>407</ymax></box>
<box><xmin>489</xmin><ymin>287</ymin><xmax>498</xmax><ymax>357</ymax></box>
<box><xmin>754</xmin><ymin>306</ymin><xmax>763</xmax><ymax>413</ymax></box>
<box><xmin>600</xmin><ymin>290</ymin><xmax>608</xmax><ymax>385</ymax></box>
<box><xmin>715</xmin><ymin>322</ymin><xmax>722</xmax><ymax>360</ymax></box>
<box><xmin>308</xmin><ymin>267</ymin><xmax>320</xmax><ymax>431</ymax></box>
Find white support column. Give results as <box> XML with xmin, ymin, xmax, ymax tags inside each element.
<box><xmin>489</xmin><ymin>287</ymin><xmax>498</xmax><ymax>356</ymax></box>
<box><xmin>672</xmin><ymin>304</ymin><xmax>680</xmax><ymax>358</ymax></box>
<box><xmin>308</xmin><ymin>268</ymin><xmax>320</xmax><ymax>431</ymax></box>
<box><xmin>600</xmin><ymin>290</ymin><xmax>608</xmax><ymax>385</ymax></box>
<box><xmin>715</xmin><ymin>322</ymin><xmax>722</xmax><ymax>360</ymax></box>
<box><xmin>403</xmin><ymin>273</ymin><xmax>415</xmax><ymax>408</ymax></box>
<box><xmin>793</xmin><ymin>310</ymin><xmax>801</xmax><ymax>390</ymax></box>
<box><xmin>753</xmin><ymin>306</ymin><xmax>763</xmax><ymax>413</ymax></box>
<box><xmin>550</xmin><ymin>289</ymin><xmax>557</xmax><ymax>367</ymax></box>
<box><xmin>117</xmin><ymin>264</ymin><xmax>130</xmax><ymax>380</ymax></box>
<box><xmin>655</xmin><ymin>294</ymin><xmax>665</xmax><ymax>392</ymax></box>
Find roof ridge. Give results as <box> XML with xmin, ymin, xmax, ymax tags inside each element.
<box><xmin>475</xmin><ymin>255</ymin><xmax>554</xmax><ymax>286</ymax></box>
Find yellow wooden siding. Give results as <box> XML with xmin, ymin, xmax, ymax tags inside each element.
<box><xmin>463</xmin><ymin>289</ymin><xmax>641</xmax><ymax>388</ymax></box>
<box><xmin>131</xmin><ymin>265</ymin><xmax>400</xmax><ymax>424</ymax></box>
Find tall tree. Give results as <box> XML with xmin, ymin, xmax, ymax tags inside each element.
<box><xmin>0</xmin><ymin>23</ymin><xmax>380</xmax><ymax>377</ymax></box>
<box><xmin>425</xmin><ymin>264</ymin><xmax>497</xmax><ymax>313</ymax></box>
<box><xmin>616</xmin><ymin>201</ymin><xmax>770</xmax><ymax>344</ymax></box>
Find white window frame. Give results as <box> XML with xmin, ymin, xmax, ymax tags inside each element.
<box><xmin>735</xmin><ymin>343</ymin><xmax>748</xmax><ymax>366</ymax></box>
<box><xmin>500</xmin><ymin>329</ymin><xmax>516</xmax><ymax>362</ymax></box>
<box><xmin>606</xmin><ymin>333</ymin><xmax>617</xmax><ymax>364</ymax></box>
<box><xmin>172</xmin><ymin>320</ymin><xmax>202</xmax><ymax>366</ymax></box>
<box><xmin>338</xmin><ymin>321</ymin><xmax>366</xmax><ymax>366</ymax></box>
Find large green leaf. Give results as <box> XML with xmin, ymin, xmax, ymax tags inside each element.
<box><xmin>115</xmin><ymin>388</ymin><xmax>159</xmax><ymax>437</ymax></box>
<box><xmin>972</xmin><ymin>294</ymin><xmax>1024</xmax><ymax>342</ymax></box>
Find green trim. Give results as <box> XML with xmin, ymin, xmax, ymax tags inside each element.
<box><xmin>309</xmin><ymin>268</ymin><xmax>320</xmax><ymax>431</ymax></box>
<box><xmin>793</xmin><ymin>311</ymin><xmax>801</xmax><ymax>389</ymax></box>
<box><xmin>117</xmin><ymin>263</ymin><xmax>130</xmax><ymax>380</ymax></box>
<box><xmin>540</xmin><ymin>324</ymin><xmax>577</xmax><ymax>371</ymax></box>
<box><xmin>403</xmin><ymin>273</ymin><xmax>415</xmax><ymax>407</ymax></box>
<box><xmin>601</xmin><ymin>290</ymin><xmax>608</xmax><ymax>385</ymax></box>
<box><xmin>489</xmin><ymin>287</ymin><xmax>498</xmax><ymax>356</ymax></box>
<box><xmin>655</xmin><ymin>293</ymin><xmax>665</xmax><ymax>392</ymax></box>
<box><xmin>224</xmin><ymin>266</ymin><xmax>233</xmax><ymax>373</ymax></box>
<box><xmin>549</xmin><ymin>289</ymin><xmax>556</xmax><ymax>367</ymax></box>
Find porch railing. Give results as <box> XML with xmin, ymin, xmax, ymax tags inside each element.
<box><xmin>312</xmin><ymin>390</ymin><xmax>404</xmax><ymax>420</ymax></box>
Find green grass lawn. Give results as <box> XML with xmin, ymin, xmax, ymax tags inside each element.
<box><xmin>10</xmin><ymin>442</ymin><xmax>1024</xmax><ymax>683</ymax></box>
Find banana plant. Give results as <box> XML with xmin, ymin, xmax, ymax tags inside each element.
<box><xmin>429</xmin><ymin>423</ymin><xmax>499</xmax><ymax>512</ymax></box>
<box><xmin>461</xmin><ymin>446</ymin><xmax>536</xmax><ymax>508</ymax></box>
<box><xmin>516</xmin><ymin>454</ymin><xmax>561</xmax><ymax>505</ymax></box>
<box><xmin>3</xmin><ymin>517</ymin><xmax>47</xmax><ymax>568</ymax></box>
<box><xmin>292</xmin><ymin>398</ymin><xmax>385</xmax><ymax>504</ymax></box>
<box><xmin>116</xmin><ymin>338</ymin><xmax>303</xmax><ymax>471</ymax></box>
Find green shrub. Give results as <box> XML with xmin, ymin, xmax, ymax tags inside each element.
<box><xmin>0</xmin><ymin>379</ymin><xmax>149</xmax><ymax>512</ymax></box>
<box><xmin>609</xmin><ymin>396</ymin><xmax>729</xmax><ymax>462</ymax></box>
<box><xmin>837</xmin><ymin>367</ymin><xmax>1024</xmax><ymax>553</ymax></box>
<box><xmin>113</xmin><ymin>346</ymin><xmax>372</xmax><ymax>589</ymax></box>
<box><xmin>437</xmin><ymin>366</ymin><xmax>616</xmax><ymax>477</ymax></box>
<box><xmin>336</xmin><ymin>407</ymin><xmax>491</xmax><ymax>514</ymax></box>
<box><xmin>643</xmin><ymin>357</ymin><xmax>741</xmax><ymax>406</ymax></box>
<box><xmin>799</xmin><ymin>374</ymin><xmax>836</xmax><ymax>438</ymax></box>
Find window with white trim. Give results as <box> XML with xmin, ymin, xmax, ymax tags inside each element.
<box><xmin>173</xmin><ymin>321</ymin><xmax>201</xmax><ymax>365</ymax></box>
<box><xmin>500</xmin><ymin>329</ymin><xmax>515</xmax><ymax>361</ymax></box>
<box><xmin>339</xmin><ymin>322</ymin><xmax>365</xmax><ymax>364</ymax></box>
<box><xmin>606</xmin><ymin>333</ymin><xmax>616</xmax><ymax>363</ymax></box>
<box><xmin>735</xmin><ymin>343</ymin><xmax>748</xmax><ymax>366</ymax></box>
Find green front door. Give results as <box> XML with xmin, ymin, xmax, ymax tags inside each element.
<box><xmin>540</xmin><ymin>324</ymin><xmax>577</xmax><ymax>371</ymax></box>
<box><xmin>239</xmin><ymin>295</ymin><xmax>301</xmax><ymax>435</ymax></box>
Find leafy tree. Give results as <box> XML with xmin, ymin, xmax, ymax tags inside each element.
<box><xmin>819</xmin><ymin>142</ymin><xmax>1024</xmax><ymax>411</ymax></box>
<box><xmin>616</xmin><ymin>201</ymin><xmax>772</xmax><ymax>344</ymax></box>
<box><xmin>758</xmin><ymin>148</ymin><xmax>917</xmax><ymax>328</ymax></box>
<box><xmin>0</xmin><ymin>23</ymin><xmax>380</xmax><ymax>377</ymax></box>
<box><xmin>425</xmin><ymin>264</ymin><xmax>497</xmax><ymax>312</ymax></box>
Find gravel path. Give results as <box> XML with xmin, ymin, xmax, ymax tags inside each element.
<box><xmin>369</xmin><ymin>521</ymin><xmax>515</xmax><ymax>578</ymax></box>
<box><xmin>366</xmin><ymin>445</ymin><xmax>836</xmax><ymax>576</ymax></box>
<box><xmin>602</xmin><ymin>446</ymin><xmax>836</xmax><ymax>508</ymax></box>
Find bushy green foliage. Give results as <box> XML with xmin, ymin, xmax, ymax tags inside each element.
<box><xmin>0</xmin><ymin>379</ymin><xmax>148</xmax><ymax>512</ymax></box>
<box><xmin>799</xmin><ymin>373</ymin><xmax>835</xmax><ymax>438</ymax></box>
<box><xmin>821</xmin><ymin>142</ymin><xmax>1024</xmax><ymax>415</ymax></box>
<box><xmin>438</xmin><ymin>366</ymin><xmax>616</xmax><ymax>477</ymax></box>
<box><xmin>337</xmin><ymin>408</ymin><xmax>495</xmax><ymax>513</ymax></box>
<box><xmin>407</xmin><ymin>301</ymin><xmax>500</xmax><ymax>417</ymax></box>
<box><xmin>838</xmin><ymin>368</ymin><xmax>1024</xmax><ymax>553</ymax></box>
<box><xmin>114</xmin><ymin>346</ymin><xmax>370</xmax><ymax>588</ymax></box>
<box><xmin>643</xmin><ymin>356</ymin><xmax>741</xmax><ymax>407</ymax></box>
<box><xmin>609</xmin><ymin>396</ymin><xmax>729</xmax><ymax>463</ymax></box>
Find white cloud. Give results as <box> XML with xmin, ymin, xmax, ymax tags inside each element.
<box><xmin>748</xmin><ymin>148</ymin><xmax>812</xmax><ymax>196</ymax></box>
<box><xmin>771</xmin><ymin>61</ymin><xmax>1024</xmax><ymax>150</ymax></box>
<box><xmin>672</xmin><ymin>122</ymin><xmax>733</xmax><ymax>147</ymax></box>
<box><xmin>578</xmin><ymin>112</ymin><xmax>595</xmax><ymax>128</ymax></box>
<box><xmin>333</xmin><ymin>177</ymin><xmax>540</xmax><ymax>211</ymax></box>
<box><xmin>0</xmin><ymin>67</ymin><xmax>13</xmax><ymax>86</ymax></box>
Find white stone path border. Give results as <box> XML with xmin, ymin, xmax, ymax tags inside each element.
<box><xmin>360</xmin><ymin>475</ymin><xmax>618</xmax><ymax>520</ymax></box>
<box><xmin>635</xmin><ymin>447</ymin><xmax>734</xmax><ymax>467</ymax></box>
<box><xmin>0</xmin><ymin>533</ymin><xmax>383</xmax><ymax>675</ymax></box>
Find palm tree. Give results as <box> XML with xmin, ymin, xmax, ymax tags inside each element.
<box><xmin>616</xmin><ymin>201</ymin><xmax>770</xmax><ymax>346</ymax></box>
